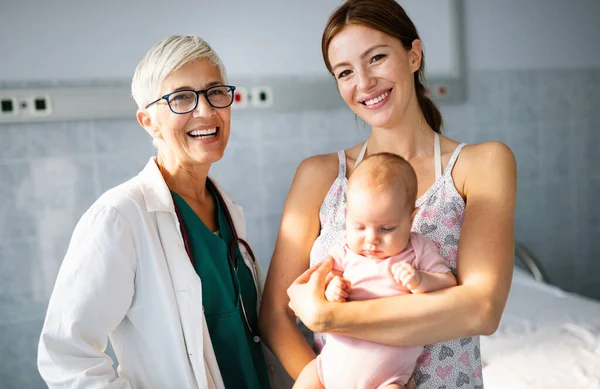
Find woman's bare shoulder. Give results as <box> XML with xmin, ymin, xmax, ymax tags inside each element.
<box><xmin>455</xmin><ymin>141</ymin><xmax>516</xmax><ymax>195</ymax></box>
<box><xmin>460</xmin><ymin>141</ymin><xmax>515</xmax><ymax>167</ymax></box>
<box><xmin>294</xmin><ymin>152</ymin><xmax>340</xmax><ymax>193</ymax></box>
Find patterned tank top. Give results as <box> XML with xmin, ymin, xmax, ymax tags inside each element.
<box><xmin>309</xmin><ymin>133</ymin><xmax>483</xmax><ymax>388</ymax></box>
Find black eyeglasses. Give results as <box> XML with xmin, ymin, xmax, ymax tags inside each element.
<box><xmin>146</xmin><ymin>85</ymin><xmax>236</xmax><ymax>114</ymax></box>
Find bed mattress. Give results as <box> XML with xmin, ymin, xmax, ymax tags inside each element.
<box><xmin>481</xmin><ymin>269</ymin><xmax>600</xmax><ymax>389</ymax></box>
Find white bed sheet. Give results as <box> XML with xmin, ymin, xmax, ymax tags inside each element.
<box><xmin>481</xmin><ymin>268</ymin><xmax>600</xmax><ymax>389</ymax></box>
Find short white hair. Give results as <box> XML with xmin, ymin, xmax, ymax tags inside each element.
<box><xmin>131</xmin><ymin>35</ymin><xmax>228</xmax><ymax>109</ymax></box>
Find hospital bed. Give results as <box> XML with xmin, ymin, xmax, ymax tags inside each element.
<box><xmin>481</xmin><ymin>242</ymin><xmax>600</xmax><ymax>389</ymax></box>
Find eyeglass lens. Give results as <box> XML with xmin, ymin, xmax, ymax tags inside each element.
<box><xmin>168</xmin><ymin>86</ymin><xmax>233</xmax><ymax>113</ymax></box>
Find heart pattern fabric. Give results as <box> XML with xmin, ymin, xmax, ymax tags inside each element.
<box><xmin>311</xmin><ymin>144</ymin><xmax>483</xmax><ymax>387</ymax></box>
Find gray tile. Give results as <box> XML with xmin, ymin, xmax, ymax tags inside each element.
<box><xmin>29</xmin><ymin>121</ymin><xmax>93</xmax><ymax>158</ymax></box>
<box><xmin>211</xmin><ymin>145</ymin><xmax>264</xmax><ymax>219</ymax></box>
<box><xmin>29</xmin><ymin>157</ymin><xmax>98</xmax><ymax>217</ymax></box>
<box><xmin>568</xmin><ymin>69</ymin><xmax>600</xmax><ymax>121</ymax></box>
<box><xmin>0</xmin><ymin>124</ymin><xmax>31</xmax><ymax>161</ymax></box>
<box><xmin>507</xmin><ymin>123</ymin><xmax>540</xmax><ymax>186</ymax></box>
<box><xmin>34</xmin><ymin>233</ymin><xmax>72</xmax><ymax>300</ymax></box>
<box><xmin>439</xmin><ymin>103</ymin><xmax>470</xmax><ymax>131</ymax></box>
<box><xmin>243</xmin><ymin>215</ymin><xmax>269</xmax><ymax>270</ymax></box>
<box><xmin>308</xmin><ymin>136</ymin><xmax>364</xmax><ymax>157</ymax></box>
<box><xmin>571</xmin><ymin>119</ymin><xmax>600</xmax><ymax>176</ymax></box>
<box><xmin>535</xmin><ymin>70</ymin><xmax>572</xmax><ymax>125</ymax></box>
<box><xmin>261</xmin><ymin>143</ymin><xmax>306</xmax><ymax>216</ymax></box>
<box><xmin>258</xmin><ymin>214</ymin><xmax>283</xmax><ymax>272</ymax></box>
<box><xmin>514</xmin><ymin>184</ymin><xmax>545</xmax><ymax>243</ymax></box>
<box><xmin>93</xmin><ymin>119</ymin><xmax>153</xmax><ymax>154</ymax></box>
<box><xmin>535</xmin><ymin>233</ymin><xmax>577</xmax><ymax>293</ymax></box>
<box><xmin>465</xmin><ymin>71</ymin><xmax>509</xmax><ymax>127</ymax></box>
<box><xmin>0</xmin><ymin>320</ymin><xmax>46</xmax><ymax>389</ymax></box>
<box><xmin>97</xmin><ymin>153</ymin><xmax>149</xmax><ymax>192</ymax></box>
<box><xmin>506</xmin><ymin>70</ymin><xmax>539</xmax><ymax>125</ymax></box>
<box><xmin>302</xmin><ymin>108</ymin><xmax>364</xmax><ymax>142</ymax></box>
<box><xmin>260</xmin><ymin>112</ymin><xmax>304</xmax><ymax>142</ymax></box>
<box><xmin>539</xmin><ymin>181</ymin><xmax>577</xmax><ymax>236</ymax></box>
<box><xmin>0</xmin><ymin>242</ymin><xmax>48</xmax><ymax>325</ymax></box>
<box><xmin>229</xmin><ymin>112</ymin><xmax>263</xmax><ymax>145</ymax></box>
<box><xmin>468</xmin><ymin>123</ymin><xmax>506</xmax><ymax>145</ymax></box>
<box><xmin>0</xmin><ymin>162</ymin><xmax>32</xmax><ymax>201</ymax></box>
<box><xmin>576</xmin><ymin>234</ymin><xmax>600</xmax><ymax>300</ymax></box>
<box><xmin>577</xmin><ymin>176</ymin><xmax>600</xmax><ymax>243</ymax></box>
<box><xmin>538</xmin><ymin>121</ymin><xmax>573</xmax><ymax>183</ymax></box>
<box><xmin>0</xmin><ymin>163</ymin><xmax>36</xmax><ymax>243</ymax></box>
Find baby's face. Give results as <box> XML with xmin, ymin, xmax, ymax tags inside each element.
<box><xmin>346</xmin><ymin>186</ymin><xmax>413</xmax><ymax>259</ymax></box>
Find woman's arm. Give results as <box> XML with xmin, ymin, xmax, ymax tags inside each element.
<box><xmin>38</xmin><ymin>203</ymin><xmax>136</xmax><ymax>389</ymax></box>
<box><xmin>259</xmin><ymin>154</ymin><xmax>338</xmax><ymax>380</ymax></box>
<box><xmin>290</xmin><ymin>142</ymin><xmax>517</xmax><ymax>347</ymax></box>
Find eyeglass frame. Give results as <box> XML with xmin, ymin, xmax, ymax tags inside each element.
<box><xmin>145</xmin><ymin>84</ymin><xmax>237</xmax><ymax>114</ymax></box>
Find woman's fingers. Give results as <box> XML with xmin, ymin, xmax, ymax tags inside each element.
<box><xmin>308</xmin><ymin>257</ymin><xmax>334</xmax><ymax>288</ymax></box>
<box><xmin>293</xmin><ymin>257</ymin><xmax>333</xmax><ymax>285</ymax></box>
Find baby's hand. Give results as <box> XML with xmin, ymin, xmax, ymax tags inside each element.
<box><xmin>325</xmin><ymin>275</ymin><xmax>351</xmax><ymax>302</ymax></box>
<box><xmin>391</xmin><ymin>262</ymin><xmax>421</xmax><ymax>291</ymax></box>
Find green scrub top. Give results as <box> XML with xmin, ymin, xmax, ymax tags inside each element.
<box><xmin>172</xmin><ymin>186</ymin><xmax>270</xmax><ymax>389</ymax></box>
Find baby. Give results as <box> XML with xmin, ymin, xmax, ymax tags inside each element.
<box><xmin>295</xmin><ymin>152</ymin><xmax>457</xmax><ymax>389</ymax></box>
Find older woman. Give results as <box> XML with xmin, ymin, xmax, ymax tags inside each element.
<box><xmin>38</xmin><ymin>35</ymin><xmax>286</xmax><ymax>389</ymax></box>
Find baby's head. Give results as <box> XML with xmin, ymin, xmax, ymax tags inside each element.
<box><xmin>346</xmin><ymin>152</ymin><xmax>418</xmax><ymax>259</ymax></box>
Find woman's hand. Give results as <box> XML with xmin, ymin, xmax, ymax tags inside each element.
<box><xmin>287</xmin><ymin>257</ymin><xmax>334</xmax><ymax>332</ymax></box>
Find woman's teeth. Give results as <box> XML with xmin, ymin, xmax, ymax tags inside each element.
<box><xmin>188</xmin><ymin>128</ymin><xmax>217</xmax><ymax>139</ymax></box>
<box><xmin>364</xmin><ymin>91</ymin><xmax>390</xmax><ymax>106</ymax></box>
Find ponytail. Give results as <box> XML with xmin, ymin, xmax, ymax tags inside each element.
<box><xmin>414</xmin><ymin>74</ymin><xmax>443</xmax><ymax>134</ymax></box>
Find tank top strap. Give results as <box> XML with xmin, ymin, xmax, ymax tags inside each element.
<box><xmin>354</xmin><ymin>141</ymin><xmax>368</xmax><ymax>169</ymax></box>
<box><xmin>434</xmin><ymin>133</ymin><xmax>442</xmax><ymax>180</ymax></box>
<box><xmin>336</xmin><ymin>150</ymin><xmax>347</xmax><ymax>179</ymax></box>
<box><xmin>443</xmin><ymin>142</ymin><xmax>468</xmax><ymax>176</ymax></box>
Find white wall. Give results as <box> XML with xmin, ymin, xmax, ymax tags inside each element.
<box><xmin>0</xmin><ymin>0</ymin><xmax>459</xmax><ymax>81</ymax></box>
<box><xmin>463</xmin><ymin>0</ymin><xmax>600</xmax><ymax>70</ymax></box>
<box><xmin>1</xmin><ymin>0</ymin><xmax>598</xmax><ymax>83</ymax></box>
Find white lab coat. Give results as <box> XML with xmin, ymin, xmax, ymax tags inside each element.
<box><xmin>38</xmin><ymin>157</ymin><xmax>293</xmax><ymax>389</ymax></box>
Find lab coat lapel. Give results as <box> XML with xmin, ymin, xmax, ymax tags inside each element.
<box><xmin>138</xmin><ymin>158</ymin><xmax>223</xmax><ymax>389</ymax></box>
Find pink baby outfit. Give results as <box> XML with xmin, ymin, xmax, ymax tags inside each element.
<box><xmin>316</xmin><ymin>232</ymin><xmax>451</xmax><ymax>388</ymax></box>
<box><xmin>309</xmin><ymin>133</ymin><xmax>484</xmax><ymax>388</ymax></box>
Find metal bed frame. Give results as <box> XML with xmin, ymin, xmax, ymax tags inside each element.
<box><xmin>514</xmin><ymin>241</ymin><xmax>549</xmax><ymax>284</ymax></box>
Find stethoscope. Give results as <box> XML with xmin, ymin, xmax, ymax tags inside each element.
<box><xmin>172</xmin><ymin>178</ymin><xmax>261</xmax><ymax>344</ymax></box>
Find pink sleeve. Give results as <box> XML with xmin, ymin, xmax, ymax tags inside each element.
<box><xmin>411</xmin><ymin>233</ymin><xmax>451</xmax><ymax>274</ymax></box>
<box><xmin>329</xmin><ymin>231</ymin><xmax>347</xmax><ymax>273</ymax></box>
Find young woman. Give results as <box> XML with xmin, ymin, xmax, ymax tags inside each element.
<box><xmin>260</xmin><ymin>1</ymin><xmax>516</xmax><ymax>387</ymax></box>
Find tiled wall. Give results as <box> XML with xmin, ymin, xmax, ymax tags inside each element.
<box><xmin>1</xmin><ymin>69</ymin><xmax>599</xmax><ymax>388</ymax></box>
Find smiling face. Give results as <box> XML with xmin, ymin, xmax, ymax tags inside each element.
<box><xmin>327</xmin><ymin>24</ymin><xmax>422</xmax><ymax>129</ymax></box>
<box><xmin>137</xmin><ymin>58</ymin><xmax>231</xmax><ymax>168</ymax></box>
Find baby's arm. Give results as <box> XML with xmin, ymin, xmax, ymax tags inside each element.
<box><xmin>323</xmin><ymin>233</ymin><xmax>352</xmax><ymax>302</ymax></box>
<box><xmin>325</xmin><ymin>275</ymin><xmax>351</xmax><ymax>302</ymax></box>
<box><xmin>392</xmin><ymin>262</ymin><xmax>456</xmax><ymax>293</ymax></box>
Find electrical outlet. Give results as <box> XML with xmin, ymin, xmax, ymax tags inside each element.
<box><xmin>0</xmin><ymin>96</ymin><xmax>17</xmax><ymax>116</ymax></box>
<box><xmin>249</xmin><ymin>86</ymin><xmax>273</xmax><ymax>108</ymax></box>
<box><xmin>232</xmin><ymin>87</ymin><xmax>248</xmax><ymax>109</ymax></box>
<box><xmin>430</xmin><ymin>84</ymin><xmax>449</xmax><ymax>99</ymax></box>
<box><xmin>31</xmin><ymin>95</ymin><xmax>51</xmax><ymax>115</ymax></box>
<box><xmin>0</xmin><ymin>95</ymin><xmax>51</xmax><ymax>117</ymax></box>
